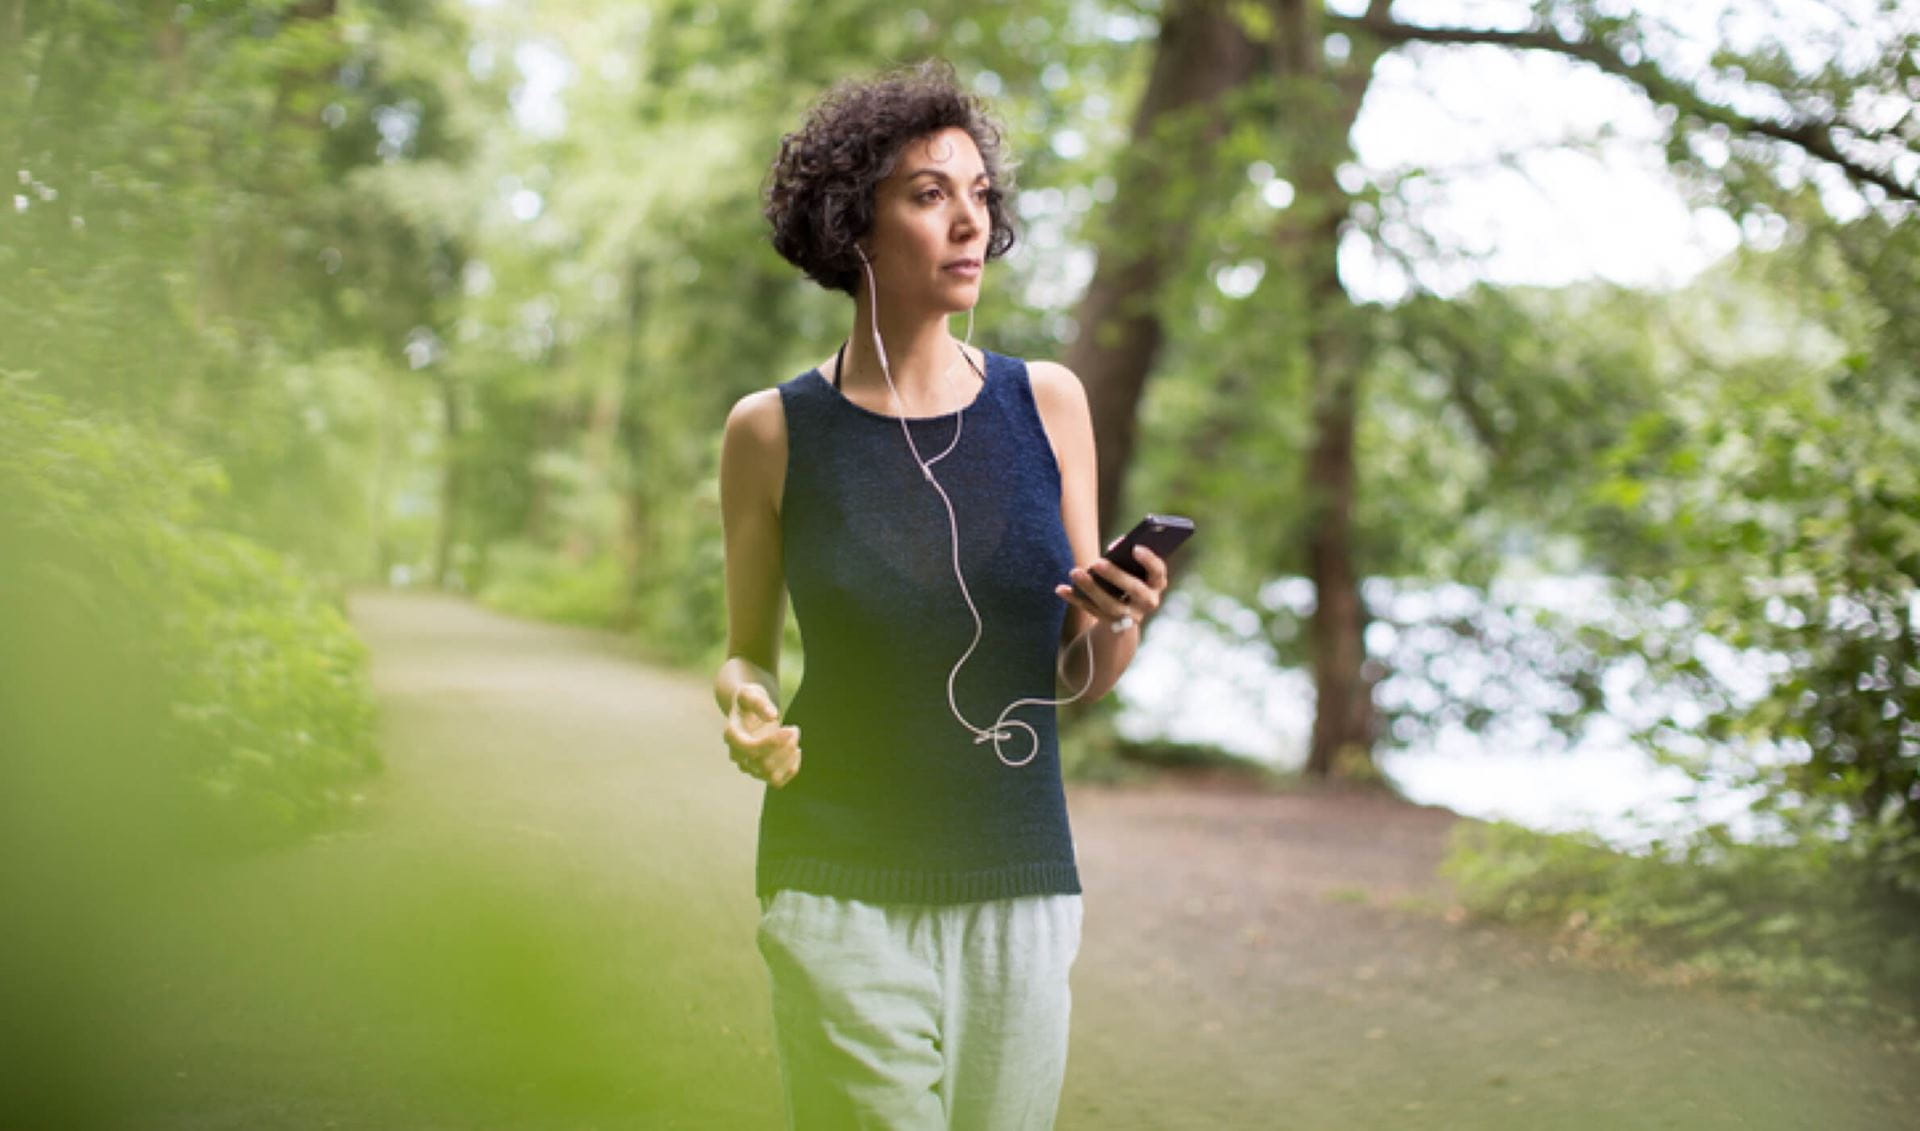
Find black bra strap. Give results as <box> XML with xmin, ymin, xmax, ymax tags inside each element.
<box><xmin>835</xmin><ymin>338</ymin><xmax>986</xmax><ymax>390</ymax></box>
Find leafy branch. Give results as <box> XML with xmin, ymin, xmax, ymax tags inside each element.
<box><xmin>1332</xmin><ymin>9</ymin><xmax>1920</xmax><ymax>206</ymax></box>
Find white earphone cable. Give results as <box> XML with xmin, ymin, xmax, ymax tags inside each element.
<box><xmin>856</xmin><ymin>248</ymin><xmax>1098</xmax><ymax>768</ymax></box>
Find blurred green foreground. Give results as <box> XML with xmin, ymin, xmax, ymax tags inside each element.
<box><xmin>0</xmin><ymin>381</ymin><xmax>770</xmax><ymax>1128</ymax></box>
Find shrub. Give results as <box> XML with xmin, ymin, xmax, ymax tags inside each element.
<box><xmin>1442</xmin><ymin>818</ymin><xmax>1920</xmax><ymax>1030</ymax></box>
<box><xmin>0</xmin><ymin>373</ymin><xmax>380</xmax><ymax>851</ymax></box>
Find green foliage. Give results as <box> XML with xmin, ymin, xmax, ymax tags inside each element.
<box><xmin>0</xmin><ymin>375</ymin><xmax>381</xmax><ymax>851</ymax></box>
<box><xmin>1386</xmin><ymin>231</ymin><xmax>1920</xmax><ymax>1010</ymax></box>
<box><xmin>163</xmin><ymin>530</ymin><xmax>381</xmax><ymax>844</ymax></box>
<box><xmin>480</xmin><ymin>541</ymin><xmax>631</xmax><ymax>628</ymax></box>
<box><xmin>1443</xmin><ymin>818</ymin><xmax>1920</xmax><ymax>1029</ymax></box>
<box><xmin>3</xmin><ymin>0</ymin><xmax>468</xmax><ymax>580</ymax></box>
<box><xmin>1575</xmin><ymin>238</ymin><xmax>1920</xmax><ymax>848</ymax></box>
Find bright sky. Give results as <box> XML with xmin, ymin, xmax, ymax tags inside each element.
<box><xmin>1329</xmin><ymin>0</ymin><xmax>1898</xmax><ymax>300</ymax></box>
<box><xmin>1340</xmin><ymin>21</ymin><xmax>1738</xmax><ymax>300</ymax></box>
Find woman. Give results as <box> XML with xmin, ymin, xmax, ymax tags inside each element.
<box><xmin>713</xmin><ymin>59</ymin><xmax>1170</xmax><ymax>1130</ymax></box>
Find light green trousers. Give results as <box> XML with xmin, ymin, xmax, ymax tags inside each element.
<box><xmin>755</xmin><ymin>889</ymin><xmax>1084</xmax><ymax>1130</ymax></box>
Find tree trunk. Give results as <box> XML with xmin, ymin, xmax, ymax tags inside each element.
<box><xmin>432</xmin><ymin>372</ymin><xmax>465</xmax><ymax>591</ymax></box>
<box><xmin>1270</xmin><ymin>0</ymin><xmax>1386</xmax><ymax>778</ymax></box>
<box><xmin>1062</xmin><ymin>0</ymin><xmax>1387</xmax><ymax>776</ymax></box>
<box><xmin>1301</xmin><ymin>343</ymin><xmax>1366</xmax><ymax>777</ymax></box>
<box><xmin>1067</xmin><ymin>0</ymin><xmax>1263</xmax><ymax>539</ymax></box>
<box><xmin>614</xmin><ymin>258</ymin><xmax>651</xmax><ymax>629</ymax></box>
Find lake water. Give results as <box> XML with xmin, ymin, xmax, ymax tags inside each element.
<box><xmin>1113</xmin><ymin>580</ymin><xmax>1785</xmax><ymax>852</ymax></box>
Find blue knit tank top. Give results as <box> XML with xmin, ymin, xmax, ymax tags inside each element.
<box><xmin>757</xmin><ymin>348</ymin><xmax>1082</xmax><ymax>904</ymax></box>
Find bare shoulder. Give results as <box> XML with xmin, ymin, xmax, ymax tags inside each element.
<box><xmin>722</xmin><ymin>387</ymin><xmax>789</xmax><ymax>513</ymax></box>
<box><xmin>1025</xmin><ymin>359</ymin><xmax>1091</xmax><ymax>430</ymax></box>
<box><xmin>725</xmin><ymin>387</ymin><xmax>786</xmax><ymax>442</ymax></box>
<box><xmin>1026</xmin><ymin>359</ymin><xmax>1085</xmax><ymax>400</ymax></box>
<box><xmin>1022</xmin><ymin>359</ymin><xmax>1094</xmax><ymax>487</ymax></box>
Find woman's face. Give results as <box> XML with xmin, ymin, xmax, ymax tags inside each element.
<box><xmin>862</xmin><ymin>127</ymin><xmax>991</xmax><ymax>313</ymax></box>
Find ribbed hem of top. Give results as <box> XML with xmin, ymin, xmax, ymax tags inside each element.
<box><xmin>758</xmin><ymin>856</ymin><xmax>1081</xmax><ymax>905</ymax></box>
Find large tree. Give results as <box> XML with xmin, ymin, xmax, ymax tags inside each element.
<box><xmin>1069</xmin><ymin>0</ymin><xmax>1918</xmax><ymax>777</ymax></box>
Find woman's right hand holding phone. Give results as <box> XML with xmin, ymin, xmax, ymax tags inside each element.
<box><xmin>725</xmin><ymin>684</ymin><xmax>802</xmax><ymax>788</ymax></box>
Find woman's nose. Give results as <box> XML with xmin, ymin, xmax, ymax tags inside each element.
<box><xmin>952</xmin><ymin>196</ymin><xmax>983</xmax><ymax>235</ymax></box>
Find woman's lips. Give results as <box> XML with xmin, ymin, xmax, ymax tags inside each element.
<box><xmin>942</xmin><ymin>261</ymin><xmax>982</xmax><ymax>278</ymax></box>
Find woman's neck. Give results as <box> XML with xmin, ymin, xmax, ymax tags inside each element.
<box><xmin>840</xmin><ymin>294</ymin><xmax>975</xmax><ymax>413</ymax></box>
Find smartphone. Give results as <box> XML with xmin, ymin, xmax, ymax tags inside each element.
<box><xmin>1091</xmin><ymin>514</ymin><xmax>1195</xmax><ymax>599</ymax></box>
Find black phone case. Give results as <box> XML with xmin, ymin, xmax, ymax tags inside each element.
<box><xmin>1092</xmin><ymin>514</ymin><xmax>1195</xmax><ymax>599</ymax></box>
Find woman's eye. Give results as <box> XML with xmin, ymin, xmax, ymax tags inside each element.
<box><xmin>918</xmin><ymin>189</ymin><xmax>942</xmax><ymax>203</ymax></box>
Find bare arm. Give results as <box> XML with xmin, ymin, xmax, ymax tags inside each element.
<box><xmin>1028</xmin><ymin>361</ymin><xmax>1169</xmax><ymax>704</ymax></box>
<box><xmin>714</xmin><ymin>390</ymin><xmax>801</xmax><ymax>786</ymax></box>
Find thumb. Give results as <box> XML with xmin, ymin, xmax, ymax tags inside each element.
<box><xmin>737</xmin><ymin>684</ymin><xmax>777</xmax><ymax>721</ymax></box>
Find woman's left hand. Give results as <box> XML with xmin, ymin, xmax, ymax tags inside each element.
<box><xmin>1055</xmin><ymin>543</ymin><xmax>1169</xmax><ymax>633</ymax></box>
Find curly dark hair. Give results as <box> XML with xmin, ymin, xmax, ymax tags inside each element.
<box><xmin>764</xmin><ymin>59</ymin><xmax>1018</xmax><ymax>296</ymax></box>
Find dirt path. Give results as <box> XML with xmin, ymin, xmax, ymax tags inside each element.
<box><xmin>103</xmin><ymin>591</ymin><xmax>1918</xmax><ymax>1129</ymax></box>
<box><xmin>1063</xmin><ymin>779</ymin><xmax>1917</xmax><ymax>1129</ymax></box>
